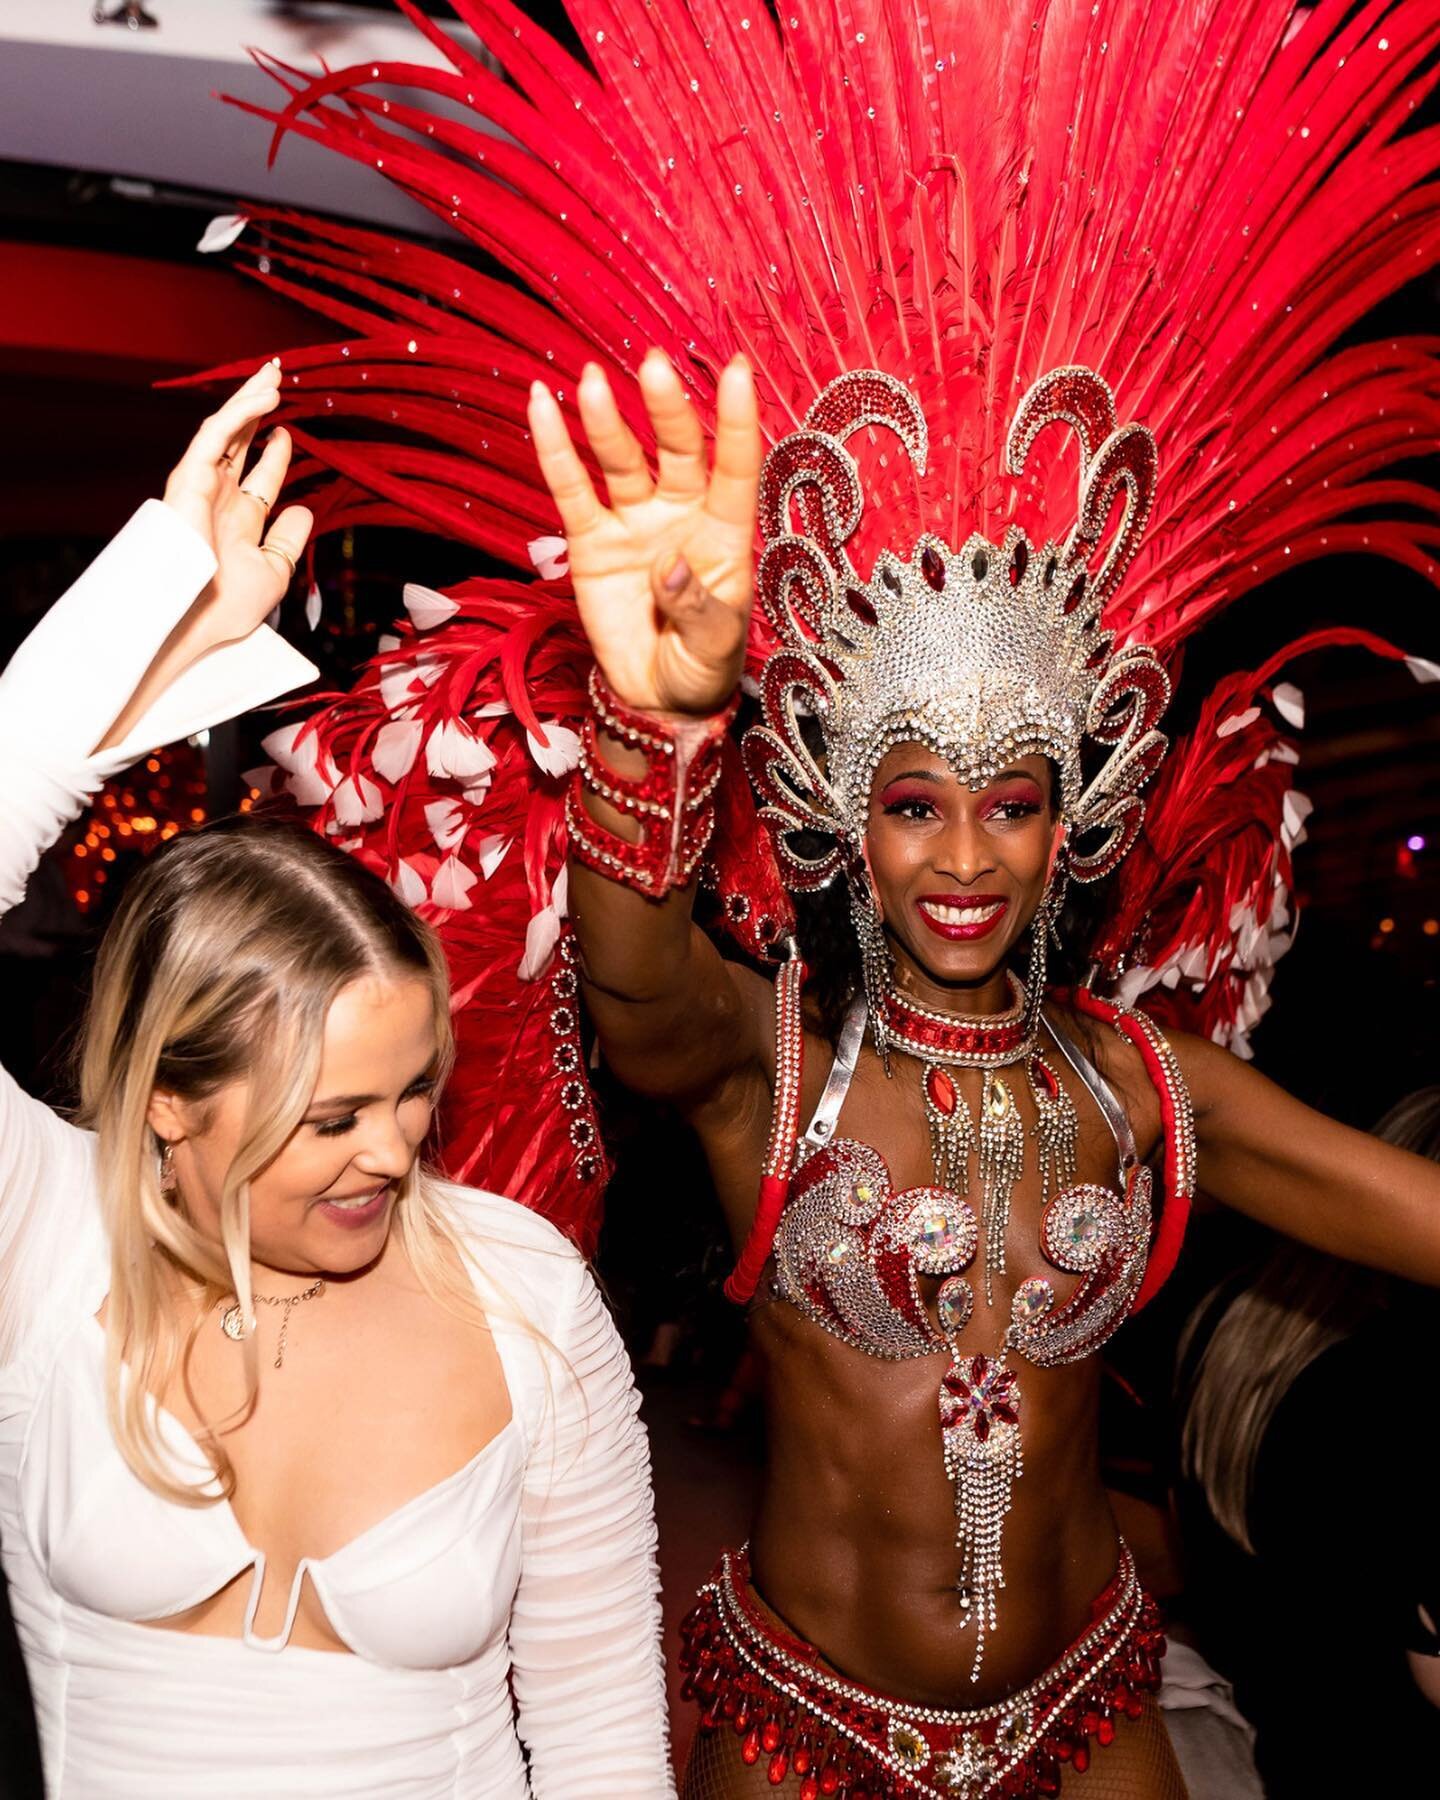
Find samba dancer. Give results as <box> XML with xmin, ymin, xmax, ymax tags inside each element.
<box><xmin>531</xmin><ymin>343</ymin><xmax>1440</xmax><ymax>1799</ymax></box>
<box><xmin>235</xmin><ymin>2</ymin><xmax>1440</xmax><ymax>1793</ymax></box>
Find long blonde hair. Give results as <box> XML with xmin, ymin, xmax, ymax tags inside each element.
<box><xmin>77</xmin><ymin>814</ymin><xmax>491</xmax><ymax>1506</ymax></box>
<box><xmin>1179</xmin><ymin>1087</ymin><xmax>1440</xmax><ymax>1552</ymax></box>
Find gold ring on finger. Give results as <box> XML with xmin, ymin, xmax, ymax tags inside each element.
<box><xmin>259</xmin><ymin>542</ymin><xmax>298</xmax><ymax>579</ymax></box>
<box><xmin>239</xmin><ymin>487</ymin><xmax>273</xmax><ymax>512</ymax></box>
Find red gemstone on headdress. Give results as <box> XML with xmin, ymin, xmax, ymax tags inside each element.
<box><xmin>846</xmin><ymin>586</ymin><xmax>878</xmax><ymax>626</ymax></box>
<box><xmin>926</xmin><ymin>1067</ymin><xmax>958</xmax><ymax>1115</ymax></box>
<box><xmin>1086</xmin><ymin>642</ymin><xmax>1110</xmax><ymax>668</ymax></box>
<box><xmin>1063</xmin><ymin>570</ymin><xmax>1088</xmax><ymax>614</ymax></box>
<box><xmin>921</xmin><ymin>545</ymin><xmax>947</xmax><ymax>591</ymax></box>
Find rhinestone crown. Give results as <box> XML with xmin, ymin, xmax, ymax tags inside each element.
<box><xmin>742</xmin><ymin>367</ymin><xmax>1171</xmax><ymax>890</ymax></box>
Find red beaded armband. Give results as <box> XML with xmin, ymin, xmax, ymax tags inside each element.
<box><xmin>566</xmin><ymin>669</ymin><xmax>738</xmax><ymax>898</ymax></box>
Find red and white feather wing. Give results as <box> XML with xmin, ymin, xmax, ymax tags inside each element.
<box><xmin>1094</xmin><ymin>631</ymin><xmax>1439</xmax><ymax>1054</ymax></box>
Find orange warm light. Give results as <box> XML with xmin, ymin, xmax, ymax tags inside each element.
<box><xmin>64</xmin><ymin>743</ymin><xmax>210</xmax><ymax>914</ymax></box>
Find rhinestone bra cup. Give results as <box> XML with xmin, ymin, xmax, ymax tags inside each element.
<box><xmin>774</xmin><ymin>1130</ymin><xmax>1151</xmax><ymax>1371</ymax></box>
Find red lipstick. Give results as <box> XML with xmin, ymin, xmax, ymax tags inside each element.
<box><xmin>915</xmin><ymin>892</ymin><xmax>1009</xmax><ymax>942</ymax></box>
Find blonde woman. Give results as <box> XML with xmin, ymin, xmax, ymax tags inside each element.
<box><xmin>0</xmin><ymin>366</ymin><xmax>672</xmax><ymax>1798</ymax></box>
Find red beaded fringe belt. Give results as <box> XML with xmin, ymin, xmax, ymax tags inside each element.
<box><xmin>678</xmin><ymin>1543</ymin><xmax>1164</xmax><ymax>1799</ymax></box>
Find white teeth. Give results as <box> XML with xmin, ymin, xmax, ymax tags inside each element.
<box><xmin>923</xmin><ymin>900</ymin><xmax>1003</xmax><ymax>927</ymax></box>
<box><xmin>328</xmin><ymin>1188</ymin><xmax>385</xmax><ymax>1210</ymax></box>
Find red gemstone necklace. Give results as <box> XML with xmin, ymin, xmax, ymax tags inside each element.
<box><xmin>879</xmin><ymin>973</ymin><xmax>1078</xmax><ymax>1303</ymax></box>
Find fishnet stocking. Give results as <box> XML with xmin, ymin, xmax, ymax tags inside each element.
<box><xmin>679</xmin><ymin>1698</ymin><xmax>1188</xmax><ymax>1800</ymax></box>
<box><xmin>1058</xmin><ymin>1700</ymin><xmax>1189</xmax><ymax>1798</ymax></box>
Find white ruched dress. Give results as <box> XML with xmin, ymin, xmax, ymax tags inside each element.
<box><xmin>0</xmin><ymin>503</ymin><xmax>675</xmax><ymax>1798</ymax></box>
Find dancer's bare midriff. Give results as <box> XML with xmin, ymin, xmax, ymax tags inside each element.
<box><xmin>748</xmin><ymin>1297</ymin><xmax>1116</xmax><ymax>1707</ymax></box>
<box><xmin>723</xmin><ymin>1026</ymin><xmax>1158</xmax><ymax>1708</ymax></box>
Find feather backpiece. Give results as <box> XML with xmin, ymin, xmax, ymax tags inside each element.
<box><xmin>203</xmin><ymin>0</ymin><xmax>1440</xmax><ymax>1236</ymax></box>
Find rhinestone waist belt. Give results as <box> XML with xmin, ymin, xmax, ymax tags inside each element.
<box><xmin>679</xmin><ymin>1542</ymin><xmax>1165</xmax><ymax>1799</ymax></box>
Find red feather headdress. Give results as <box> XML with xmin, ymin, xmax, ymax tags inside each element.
<box><xmin>198</xmin><ymin>0</ymin><xmax>1440</xmax><ymax>1244</ymax></box>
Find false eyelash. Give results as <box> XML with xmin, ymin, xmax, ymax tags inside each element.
<box><xmin>313</xmin><ymin>1079</ymin><xmax>436</xmax><ymax>1138</ymax></box>
<box><xmin>981</xmin><ymin>799</ymin><xmax>1043</xmax><ymax>822</ymax></box>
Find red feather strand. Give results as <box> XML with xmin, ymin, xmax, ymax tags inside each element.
<box><xmin>200</xmin><ymin>0</ymin><xmax>1440</xmax><ymax>1243</ymax></box>
<box><xmin>1093</xmin><ymin>629</ymin><xmax>1436</xmax><ymax>1058</ymax></box>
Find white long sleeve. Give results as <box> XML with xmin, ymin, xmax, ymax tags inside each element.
<box><xmin>509</xmin><ymin>1243</ymin><xmax>676</xmax><ymax>1798</ymax></box>
<box><xmin>0</xmin><ymin>500</ymin><xmax>318</xmax><ymax>1362</ymax></box>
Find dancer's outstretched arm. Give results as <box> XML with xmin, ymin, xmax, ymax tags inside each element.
<box><xmin>531</xmin><ymin>353</ymin><xmax>773</xmax><ymax>1113</ymax></box>
<box><xmin>1172</xmin><ymin>1032</ymin><xmax>1440</xmax><ymax>1283</ymax></box>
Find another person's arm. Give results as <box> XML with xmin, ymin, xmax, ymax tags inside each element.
<box><xmin>0</xmin><ymin>365</ymin><xmax>316</xmax><ymax>1358</ymax></box>
<box><xmin>1408</xmin><ymin>1597</ymin><xmax>1440</xmax><ymax>1707</ymax></box>
<box><xmin>507</xmin><ymin>1242</ymin><xmax>674</xmax><ymax>1797</ymax></box>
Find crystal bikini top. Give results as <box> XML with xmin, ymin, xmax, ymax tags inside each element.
<box><xmin>725</xmin><ymin>967</ymin><xmax>1198</xmax><ymax>1362</ymax></box>
<box><xmin>723</xmin><ymin>970</ymin><xmax>1197</xmax><ymax>1679</ymax></box>
<box><xmin>774</xmin><ymin>998</ymin><xmax>1153</xmax><ymax>1368</ymax></box>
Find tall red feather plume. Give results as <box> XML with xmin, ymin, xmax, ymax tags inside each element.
<box><xmin>201</xmin><ymin>0</ymin><xmax>1440</xmax><ymax>1237</ymax></box>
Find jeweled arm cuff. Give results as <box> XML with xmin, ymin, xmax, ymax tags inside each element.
<box><xmin>566</xmin><ymin>667</ymin><xmax>738</xmax><ymax>897</ymax></box>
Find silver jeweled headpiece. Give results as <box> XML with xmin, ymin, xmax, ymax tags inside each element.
<box><xmin>742</xmin><ymin>367</ymin><xmax>1171</xmax><ymax>893</ymax></box>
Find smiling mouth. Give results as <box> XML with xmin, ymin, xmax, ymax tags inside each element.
<box><xmin>321</xmin><ymin>1185</ymin><xmax>388</xmax><ymax>1212</ymax></box>
<box><xmin>915</xmin><ymin>895</ymin><xmax>1009</xmax><ymax>940</ymax></box>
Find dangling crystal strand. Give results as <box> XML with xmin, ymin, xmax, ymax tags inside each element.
<box><xmin>957</xmin><ymin>1445</ymin><xmax>1017</xmax><ymax>1678</ymax></box>
<box><xmin>924</xmin><ymin>1063</ymin><xmax>974</xmax><ymax>1194</ymax></box>
<box><xmin>978</xmin><ymin>1073</ymin><xmax>1026</xmax><ymax>1303</ymax></box>
<box><xmin>856</xmin><ymin>896</ymin><xmax>894</xmax><ymax>1071</ymax></box>
<box><xmin>941</xmin><ymin>1352</ymin><xmax>1024</xmax><ymax>1683</ymax></box>
<box><xmin>1029</xmin><ymin>1052</ymin><xmax>1078</xmax><ymax>1204</ymax></box>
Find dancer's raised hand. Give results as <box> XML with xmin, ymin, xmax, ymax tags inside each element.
<box><xmin>527</xmin><ymin>350</ymin><xmax>761</xmax><ymax>715</ymax></box>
